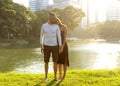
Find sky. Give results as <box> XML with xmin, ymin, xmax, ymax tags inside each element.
<box><xmin>13</xmin><ymin>0</ymin><xmax>53</xmax><ymax>7</ymax></box>
<box><xmin>81</xmin><ymin>0</ymin><xmax>119</xmax><ymax>22</ymax></box>
<box><xmin>13</xmin><ymin>0</ymin><xmax>106</xmax><ymax>22</ymax></box>
<box><xmin>13</xmin><ymin>0</ymin><xmax>29</xmax><ymax>7</ymax></box>
<box><xmin>13</xmin><ymin>0</ymin><xmax>119</xmax><ymax>23</ymax></box>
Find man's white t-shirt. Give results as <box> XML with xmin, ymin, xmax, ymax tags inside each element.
<box><xmin>40</xmin><ymin>23</ymin><xmax>62</xmax><ymax>46</ymax></box>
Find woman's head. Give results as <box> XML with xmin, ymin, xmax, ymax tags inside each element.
<box><xmin>56</xmin><ymin>17</ymin><xmax>63</xmax><ymax>27</ymax></box>
<box><xmin>48</xmin><ymin>12</ymin><xmax>64</xmax><ymax>27</ymax></box>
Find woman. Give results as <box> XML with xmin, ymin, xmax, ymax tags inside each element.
<box><xmin>56</xmin><ymin>18</ymin><xmax>69</xmax><ymax>80</ymax></box>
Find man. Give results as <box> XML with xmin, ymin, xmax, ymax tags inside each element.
<box><xmin>40</xmin><ymin>13</ymin><xmax>62</xmax><ymax>80</ymax></box>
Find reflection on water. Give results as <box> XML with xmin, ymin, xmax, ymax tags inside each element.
<box><xmin>0</xmin><ymin>42</ymin><xmax>120</xmax><ymax>73</ymax></box>
<box><xmin>70</xmin><ymin>43</ymin><xmax>120</xmax><ymax>70</ymax></box>
<box><xmin>90</xmin><ymin>44</ymin><xmax>119</xmax><ymax>69</ymax></box>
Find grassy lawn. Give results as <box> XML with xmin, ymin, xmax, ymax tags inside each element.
<box><xmin>0</xmin><ymin>69</ymin><xmax>120</xmax><ymax>86</ymax></box>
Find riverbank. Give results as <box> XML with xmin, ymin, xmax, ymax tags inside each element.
<box><xmin>0</xmin><ymin>69</ymin><xmax>120</xmax><ymax>86</ymax></box>
<box><xmin>0</xmin><ymin>38</ymin><xmax>119</xmax><ymax>48</ymax></box>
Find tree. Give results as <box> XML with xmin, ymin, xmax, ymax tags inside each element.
<box><xmin>0</xmin><ymin>0</ymin><xmax>40</xmax><ymax>40</ymax></box>
<box><xmin>78</xmin><ymin>20</ymin><xmax>120</xmax><ymax>40</ymax></box>
<box><xmin>35</xmin><ymin>10</ymin><xmax>48</xmax><ymax>25</ymax></box>
<box><xmin>0</xmin><ymin>0</ymin><xmax>16</xmax><ymax>38</ymax></box>
<box><xmin>97</xmin><ymin>20</ymin><xmax>120</xmax><ymax>40</ymax></box>
<box><xmin>35</xmin><ymin>6</ymin><xmax>85</xmax><ymax>30</ymax></box>
<box><xmin>53</xmin><ymin>6</ymin><xmax>85</xmax><ymax>30</ymax></box>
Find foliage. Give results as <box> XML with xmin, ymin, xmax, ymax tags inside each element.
<box><xmin>0</xmin><ymin>69</ymin><xmax>120</xmax><ymax>86</ymax></box>
<box><xmin>0</xmin><ymin>0</ymin><xmax>40</xmax><ymax>41</ymax></box>
<box><xmin>34</xmin><ymin>6</ymin><xmax>85</xmax><ymax>30</ymax></box>
<box><xmin>53</xmin><ymin>6</ymin><xmax>85</xmax><ymax>30</ymax></box>
<box><xmin>78</xmin><ymin>20</ymin><xmax>120</xmax><ymax>40</ymax></box>
<box><xmin>0</xmin><ymin>0</ymin><xmax>15</xmax><ymax>37</ymax></box>
<box><xmin>35</xmin><ymin>10</ymin><xmax>49</xmax><ymax>25</ymax></box>
<box><xmin>0</xmin><ymin>2</ymin><xmax>85</xmax><ymax>42</ymax></box>
<box><xmin>2</xmin><ymin>1</ymin><xmax>120</xmax><ymax>42</ymax></box>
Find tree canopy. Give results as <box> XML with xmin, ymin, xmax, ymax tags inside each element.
<box><xmin>53</xmin><ymin>6</ymin><xmax>85</xmax><ymax>30</ymax></box>
<box><xmin>77</xmin><ymin>21</ymin><xmax>120</xmax><ymax>40</ymax></box>
<box><xmin>0</xmin><ymin>0</ymin><xmax>40</xmax><ymax>41</ymax></box>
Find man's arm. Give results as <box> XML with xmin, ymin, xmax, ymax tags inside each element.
<box><xmin>62</xmin><ymin>25</ymin><xmax>67</xmax><ymax>48</ymax></box>
<box><xmin>57</xmin><ymin>26</ymin><xmax>62</xmax><ymax>46</ymax></box>
<box><xmin>40</xmin><ymin>26</ymin><xmax>44</xmax><ymax>52</ymax></box>
<box><xmin>56</xmin><ymin>25</ymin><xmax>62</xmax><ymax>54</ymax></box>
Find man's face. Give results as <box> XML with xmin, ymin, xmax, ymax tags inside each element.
<box><xmin>49</xmin><ymin>15</ymin><xmax>57</xmax><ymax>24</ymax></box>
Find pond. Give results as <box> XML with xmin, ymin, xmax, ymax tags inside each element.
<box><xmin>0</xmin><ymin>42</ymin><xmax>120</xmax><ymax>73</ymax></box>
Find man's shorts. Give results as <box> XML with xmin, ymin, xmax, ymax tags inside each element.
<box><xmin>43</xmin><ymin>45</ymin><xmax>59</xmax><ymax>62</ymax></box>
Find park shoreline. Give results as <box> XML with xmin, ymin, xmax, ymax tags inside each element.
<box><xmin>0</xmin><ymin>38</ymin><xmax>119</xmax><ymax>47</ymax></box>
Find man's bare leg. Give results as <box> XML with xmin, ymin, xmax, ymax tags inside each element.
<box><xmin>53</xmin><ymin>62</ymin><xmax>57</xmax><ymax>80</ymax></box>
<box><xmin>45</xmin><ymin>62</ymin><xmax>49</xmax><ymax>79</ymax></box>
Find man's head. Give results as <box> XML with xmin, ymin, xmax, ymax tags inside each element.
<box><xmin>48</xmin><ymin>12</ymin><xmax>57</xmax><ymax>24</ymax></box>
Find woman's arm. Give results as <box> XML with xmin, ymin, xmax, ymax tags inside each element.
<box><xmin>62</xmin><ymin>25</ymin><xmax>67</xmax><ymax>48</ymax></box>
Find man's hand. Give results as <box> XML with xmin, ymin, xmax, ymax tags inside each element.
<box><xmin>41</xmin><ymin>48</ymin><xmax>44</xmax><ymax>54</ymax></box>
<box><xmin>59</xmin><ymin>46</ymin><xmax>63</xmax><ymax>54</ymax></box>
<box><xmin>40</xmin><ymin>44</ymin><xmax>44</xmax><ymax>54</ymax></box>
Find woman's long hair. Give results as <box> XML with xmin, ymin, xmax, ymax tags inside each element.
<box><xmin>56</xmin><ymin>18</ymin><xmax>64</xmax><ymax>27</ymax></box>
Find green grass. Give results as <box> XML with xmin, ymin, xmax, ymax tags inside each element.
<box><xmin>0</xmin><ymin>69</ymin><xmax>120</xmax><ymax>86</ymax></box>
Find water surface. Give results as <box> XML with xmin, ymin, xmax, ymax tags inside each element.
<box><xmin>0</xmin><ymin>42</ymin><xmax>120</xmax><ymax>73</ymax></box>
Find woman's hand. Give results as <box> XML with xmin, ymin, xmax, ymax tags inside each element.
<box><xmin>59</xmin><ymin>46</ymin><xmax>64</xmax><ymax>54</ymax></box>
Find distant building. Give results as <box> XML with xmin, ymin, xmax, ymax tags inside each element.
<box><xmin>105</xmin><ymin>0</ymin><xmax>120</xmax><ymax>21</ymax></box>
<box><xmin>48</xmin><ymin>0</ymin><xmax>80</xmax><ymax>10</ymax></box>
<box><xmin>53</xmin><ymin>0</ymin><xmax>80</xmax><ymax>4</ymax></box>
<box><xmin>29</xmin><ymin>0</ymin><xmax>49</xmax><ymax>12</ymax></box>
<box><xmin>29</xmin><ymin>0</ymin><xmax>36</xmax><ymax>12</ymax></box>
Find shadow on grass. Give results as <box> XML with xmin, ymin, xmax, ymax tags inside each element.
<box><xmin>46</xmin><ymin>80</ymin><xmax>63</xmax><ymax>86</ymax></box>
<box><xmin>56</xmin><ymin>80</ymin><xmax>63</xmax><ymax>86</ymax></box>
<box><xmin>34</xmin><ymin>79</ymin><xmax>46</xmax><ymax>86</ymax></box>
<box><xmin>35</xmin><ymin>79</ymin><xmax>63</xmax><ymax>86</ymax></box>
<box><xmin>46</xmin><ymin>80</ymin><xmax>57</xmax><ymax>86</ymax></box>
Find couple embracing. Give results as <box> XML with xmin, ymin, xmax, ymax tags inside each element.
<box><xmin>40</xmin><ymin>12</ymin><xmax>69</xmax><ymax>80</ymax></box>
